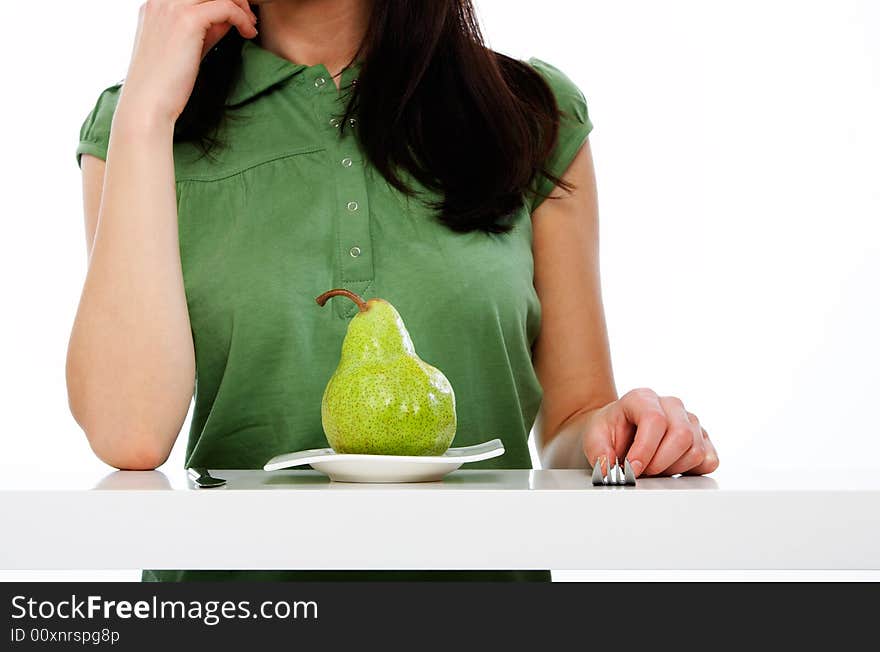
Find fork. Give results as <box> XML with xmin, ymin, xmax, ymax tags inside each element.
<box><xmin>591</xmin><ymin>457</ymin><xmax>637</xmax><ymax>486</ymax></box>
<box><xmin>187</xmin><ymin>467</ymin><xmax>227</xmax><ymax>488</ymax></box>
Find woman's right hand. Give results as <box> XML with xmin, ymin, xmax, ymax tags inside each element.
<box><xmin>119</xmin><ymin>0</ymin><xmax>258</xmax><ymax>126</ymax></box>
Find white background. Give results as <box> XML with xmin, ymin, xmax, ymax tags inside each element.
<box><xmin>1</xmin><ymin>0</ymin><xmax>878</xmax><ymax>581</ymax></box>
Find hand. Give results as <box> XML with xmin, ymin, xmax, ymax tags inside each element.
<box><xmin>582</xmin><ymin>388</ymin><xmax>719</xmax><ymax>477</ymax></box>
<box><xmin>119</xmin><ymin>0</ymin><xmax>259</xmax><ymax>126</ymax></box>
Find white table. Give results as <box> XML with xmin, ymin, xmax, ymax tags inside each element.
<box><xmin>1</xmin><ymin>465</ymin><xmax>877</xmax><ymax>570</ymax></box>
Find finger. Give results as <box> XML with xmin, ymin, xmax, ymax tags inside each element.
<box><xmin>611</xmin><ymin>407</ymin><xmax>635</xmax><ymax>465</ymax></box>
<box><xmin>196</xmin><ymin>0</ymin><xmax>258</xmax><ymax>56</ymax></box>
<box><xmin>641</xmin><ymin>396</ymin><xmax>696</xmax><ymax>476</ymax></box>
<box><xmin>188</xmin><ymin>0</ymin><xmax>258</xmax><ymax>39</ymax></box>
<box><xmin>684</xmin><ymin>428</ymin><xmax>720</xmax><ymax>475</ymax></box>
<box><xmin>663</xmin><ymin>411</ymin><xmax>707</xmax><ymax>476</ymax></box>
<box><xmin>215</xmin><ymin>0</ymin><xmax>258</xmax><ymax>31</ymax></box>
<box><xmin>228</xmin><ymin>0</ymin><xmax>258</xmax><ymax>23</ymax></box>
<box><xmin>582</xmin><ymin>411</ymin><xmax>618</xmax><ymax>477</ymax></box>
<box><xmin>618</xmin><ymin>388</ymin><xmax>667</xmax><ymax>477</ymax></box>
<box><xmin>176</xmin><ymin>0</ymin><xmax>258</xmax><ymax>22</ymax></box>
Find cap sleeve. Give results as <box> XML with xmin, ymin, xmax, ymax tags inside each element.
<box><xmin>527</xmin><ymin>58</ymin><xmax>593</xmax><ymax>212</ymax></box>
<box><xmin>76</xmin><ymin>83</ymin><xmax>123</xmax><ymax>168</ymax></box>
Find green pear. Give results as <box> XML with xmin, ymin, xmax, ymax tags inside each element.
<box><xmin>316</xmin><ymin>289</ymin><xmax>456</xmax><ymax>456</ymax></box>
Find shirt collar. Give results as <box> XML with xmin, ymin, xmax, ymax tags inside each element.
<box><xmin>226</xmin><ymin>40</ymin><xmax>307</xmax><ymax>106</ymax></box>
<box><xmin>226</xmin><ymin>40</ymin><xmax>363</xmax><ymax>106</ymax></box>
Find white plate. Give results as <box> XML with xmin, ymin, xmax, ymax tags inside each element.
<box><xmin>263</xmin><ymin>439</ymin><xmax>505</xmax><ymax>483</ymax></box>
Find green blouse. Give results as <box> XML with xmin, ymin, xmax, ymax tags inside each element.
<box><xmin>76</xmin><ymin>40</ymin><xmax>592</xmax><ymax>582</ymax></box>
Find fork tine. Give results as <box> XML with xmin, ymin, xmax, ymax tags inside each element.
<box><xmin>624</xmin><ymin>458</ymin><xmax>636</xmax><ymax>485</ymax></box>
<box><xmin>591</xmin><ymin>456</ymin><xmax>637</xmax><ymax>486</ymax></box>
<box><xmin>591</xmin><ymin>460</ymin><xmax>604</xmax><ymax>486</ymax></box>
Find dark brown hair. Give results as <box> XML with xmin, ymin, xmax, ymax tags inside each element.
<box><xmin>175</xmin><ymin>0</ymin><xmax>569</xmax><ymax>234</ymax></box>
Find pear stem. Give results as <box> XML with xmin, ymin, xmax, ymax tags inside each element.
<box><xmin>315</xmin><ymin>288</ymin><xmax>369</xmax><ymax>312</ymax></box>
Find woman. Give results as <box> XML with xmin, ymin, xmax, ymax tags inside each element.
<box><xmin>67</xmin><ymin>0</ymin><xmax>719</xmax><ymax>582</ymax></box>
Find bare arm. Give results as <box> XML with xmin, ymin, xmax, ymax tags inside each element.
<box><xmin>532</xmin><ymin>140</ymin><xmax>719</xmax><ymax>477</ymax></box>
<box><xmin>67</xmin><ymin>120</ymin><xmax>195</xmax><ymax>470</ymax></box>
<box><xmin>531</xmin><ymin>140</ymin><xmax>616</xmax><ymax>469</ymax></box>
<box><xmin>66</xmin><ymin>0</ymin><xmax>258</xmax><ymax>470</ymax></box>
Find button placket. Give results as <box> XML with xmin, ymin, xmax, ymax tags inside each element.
<box><xmin>335</xmin><ymin>155</ymin><xmax>371</xmax><ymax>276</ymax></box>
<box><xmin>315</xmin><ymin>74</ymin><xmax>372</xmax><ymax>319</ymax></box>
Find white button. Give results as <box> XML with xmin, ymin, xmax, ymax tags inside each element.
<box><xmin>315</xmin><ymin>77</ymin><xmax>326</xmax><ymax>87</ymax></box>
<box><xmin>329</xmin><ymin>118</ymin><xmax>340</xmax><ymax>128</ymax></box>
<box><xmin>341</xmin><ymin>157</ymin><xmax>353</xmax><ymax>167</ymax></box>
<box><xmin>347</xmin><ymin>201</ymin><xmax>359</xmax><ymax>212</ymax></box>
<box><xmin>349</xmin><ymin>246</ymin><xmax>362</xmax><ymax>258</ymax></box>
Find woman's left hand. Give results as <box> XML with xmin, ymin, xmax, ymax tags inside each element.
<box><xmin>582</xmin><ymin>388</ymin><xmax>719</xmax><ymax>478</ymax></box>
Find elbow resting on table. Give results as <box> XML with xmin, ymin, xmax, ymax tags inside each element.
<box><xmin>80</xmin><ymin>421</ymin><xmax>171</xmax><ymax>471</ymax></box>
<box><xmin>67</xmin><ymin>392</ymin><xmax>173</xmax><ymax>470</ymax></box>
<box><xmin>66</xmin><ymin>357</ymin><xmax>181</xmax><ymax>471</ymax></box>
